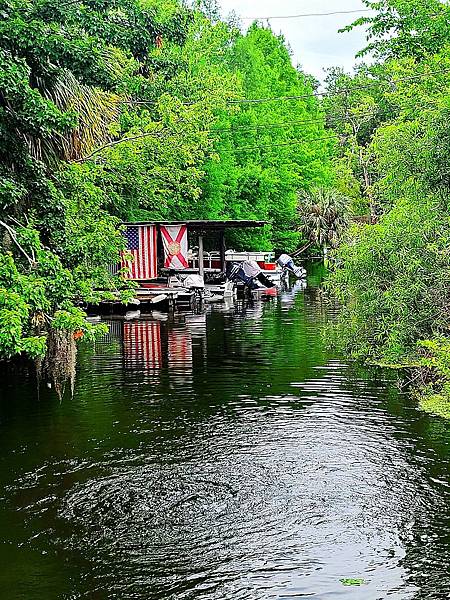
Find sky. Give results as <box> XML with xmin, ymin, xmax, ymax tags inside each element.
<box><xmin>218</xmin><ymin>0</ymin><xmax>372</xmax><ymax>82</ymax></box>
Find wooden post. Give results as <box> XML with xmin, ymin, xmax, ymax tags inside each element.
<box><xmin>219</xmin><ymin>229</ymin><xmax>226</xmax><ymax>273</ymax></box>
<box><xmin>198</xmin><ymin>233</ymin><xmax>204</xmax><ymax>278</ymax></box>
<box><xmin>168</xmin><ymin>292</ymin><xmax>175</xmax><ymax>312</ymax></box>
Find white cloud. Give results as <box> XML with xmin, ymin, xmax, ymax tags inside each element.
<box><xmin>218</xmin><ymin>0</ymin><xmax>371</xmax><ymax>81</ymax></box>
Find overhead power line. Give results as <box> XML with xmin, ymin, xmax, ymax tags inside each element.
<box><xmin>78</xmin><ymin>107</ymin><xmax>378</xmax><ymax>163</ymax></box>
<box><xmin>214</xmin><ymin>100</ymin><xmax>445</xmax><ymax>136</ymax></box>
<box><xmin>76</xmin><ymin>131</ymin><xmax>343</xmax><ymax>163</ymax></box>
<box><xmin>76</xmin><ymin>125</ymin><xmax>340</xmax><ymax>163</ymax></box>
<box><xmin>213</xmin><ymin>113</ymin><xmax>373</xmax><ymax>135</ymax></box>
<box><xmin>76</xmin><ymin>96</ymin><xmax>447</xmax><ymax>162</ymax></box>
<box><xmin>27</xmin><ymin>2</ymin><xmax>373</xmax><ymax>18</ymax></box>
<box><xmin>226</xmin><ymin>68</ymin><xmax>450</xmax><ymax>105</ymax></box>
<box><xmin>240</xmin><ymin>9</ymin><xmax>373</xmax><ymax>21</ymax></box>
<box><xmin>120</xmin><ymin>67</ymin><xmax>450</xmax><ymax>109</ymax></box>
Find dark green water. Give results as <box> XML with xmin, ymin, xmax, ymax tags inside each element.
<box><xmin>0</xmin><ymin>266</ymin><xmax>449</xmax><ymax>600</ymax></box>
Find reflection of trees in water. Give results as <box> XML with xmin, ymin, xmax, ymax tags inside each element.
<box><xmin>401</xmin><ymin>515</ymin><xmax>450</xmax><ymax>600</ymax></box>
<box><xmin>203</xmin><ymin>284</ymin><xmax>333</xmax><ymax>410</ymax></box>
<box><xmin>341</xmin><ymin>362</ymin><xmax>450</xmax><ymax>599</ymax></box>
<box><xmin>400</xmin><ymin>406</ymin><xmax>450</xmax><ymax>598</ymax></box>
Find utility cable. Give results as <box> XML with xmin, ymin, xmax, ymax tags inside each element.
<box><xmin>240</xmin><ymin>9</ymin><xmax>373</xmax><ymax>21</ymax></box>
<box><xmin>211</xmin><ymin>112</ymin><xmax>379</xmax><ymax>135</ymax></box>
<box><xmin>75</xmin><ymin>129</ymin><xmax>342</xmax><ymax>162</ymax></box>
<box><xmin>212</xmin><ymin>100</ymin><xmax>446</xmax><ymax>136</ymax></box>
<box><xmin>218</xmin><ymin>134</ymin><xmax>343</xmax><ymax>153</ymax></box>
<box><xmin>75</xmin><ymin>100</ymin><xmax>446</xmax><ymax>162</ymax></box>
<box><xmin>120</xmin><ymin>67</ymin><xmax>450</xmax><ymax>108</ymax></box>
<box><xmin>24</xmin><ymin>2</ymin><xmax>373</xmax><ymax>17</ymax></box>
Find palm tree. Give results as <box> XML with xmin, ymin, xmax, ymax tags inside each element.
<box><xmin>28</xmin><ymin>69</ymin><xmax>123</xmax><ymax>164</ymax></box>
<box><xmin>298</xmin><ymin>187</ymin><xmax>350</xmax><ymax>253</ymax></box>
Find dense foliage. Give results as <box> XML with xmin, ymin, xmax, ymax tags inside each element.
<box><xmin>3</xmin><ymin>0</ymin><xmax>447</xmax><ymax>416</ymax></box>
<box><xmin>0</xmin><ymin>0</ymin><xmax>335</xmax><ymax>363</ymax></box>
<box><xmin>326</xmin><ymin>0</ymin><xmax>450</xmax><ymax>415</ymax></box>
<box><xmin>298</xmin><ymin>188</ymin><xmax>350</xmax><ymax>252</ymax></box>
<box><xmin>202</xmin><ymin>24</ymin><xmax>334</xmax><ymax>252</ymax></box>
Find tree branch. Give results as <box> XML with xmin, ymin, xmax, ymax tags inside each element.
<box><xmin>0</xmin><ymin>220</ymin><xmax>35</xmax><ymax>267</ymax></box>
<box><xmin>291</xmin><ymin>241</ymin><xmax>312</xmax><ymax>258</ymax></box>
<box><xmin>72</xmin><ymin>130</ymin><xmax>166</xmax><ymax>163</ymax></box>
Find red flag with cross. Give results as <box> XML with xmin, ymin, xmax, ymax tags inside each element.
<box><xmin>160</xmin><ymin>225</ymin><xmax>189</xmax><ymax>269</ymax></box>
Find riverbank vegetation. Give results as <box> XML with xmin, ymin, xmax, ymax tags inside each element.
<box><xmin>2</xmin><ymin>0</ymin><xmax>448</xmax><ymax>418</ymax></box>
<box><xmin>325</xmin><ymin>0</ymin><xmax>450</xmax><ymax>417</ymax></box>
<box><xmin>0</xmin><ymin>0</ymin><xmax>334</xmax><ymax>365</ymax></box>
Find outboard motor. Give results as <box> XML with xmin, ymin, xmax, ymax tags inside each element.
<box><xmin>182</xmin><ymin>274</ymin><xmax>204</xmax><ymax>290</ymax></box>
<box><xmin>277</xmin><ymin>254</ymin><xmax>306</xmax><ymax>279</ymax></box>
<box><xmin>228</xmin><ymin>260</ymin><xmax>275</xmax><ymax>289</ymax></box>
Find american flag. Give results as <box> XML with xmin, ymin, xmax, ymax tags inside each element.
<box><xmin>123</xmin><ymin>321</ymin><xmax>162</xmax><ymax>373</ymax></box>
<box><xmin>121</xmin><ymin>225</ymin><xmax>158</xmax><ymax>280</ymax></box>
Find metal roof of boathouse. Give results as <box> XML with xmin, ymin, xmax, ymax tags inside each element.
<box><xmin>122</xmin><ymin>220</ymin><xmax>266</xmax><ymax>230</ymax></box>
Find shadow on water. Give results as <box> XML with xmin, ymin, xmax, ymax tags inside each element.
<box><xmin>0</xmin><ymin>263</ymin><xmax>448</xmax><ymax>600</ymax></box>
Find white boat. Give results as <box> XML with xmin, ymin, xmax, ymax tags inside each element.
<box><xmin>204</xmin><ymin>280</ymin><xmax>236</xmax><ymax>302</ymax></box>
<box><xmin>224</xmin><ymin>250</ymin><xmax>283</xmax><ymax>284</ymax></box>
<box><xmin>185</xmin><ymin>250</ymin><xmax>305</xmax><ymax>302</ymax></box>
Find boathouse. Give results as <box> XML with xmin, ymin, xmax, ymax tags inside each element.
<box><xmin>120</xmin><ymin>220</ymin><xmax>266</xmax><ymax>281</ymax></box>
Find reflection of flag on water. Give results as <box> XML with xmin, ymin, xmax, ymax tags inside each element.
<box><xmin>124</xmin><ymin>321</ymin><xmax>161</xmax><ymax>372</ymax></box>
<box><xmin>121</xmin><ymin>225</ymin><xmax>158</xmax><ymax>280</ymax></box>
<box><xmin>168</xmin><ymin>327</ymin><xmax>193</xmax><ymax>372</ymax></box>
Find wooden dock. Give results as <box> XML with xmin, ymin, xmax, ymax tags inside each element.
<box><xmin>135</xmin><ymin>286</ymin><xmax>195</xmax><ymax>309</ymax></box>
<box><xmin>90</xmin><ymin>286</ymin><xmax>195</xmax><ymax>316</ymax></box>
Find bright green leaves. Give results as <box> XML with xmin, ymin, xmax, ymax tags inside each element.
<box><xmin>328</xmin><ymin>193</ymin><xmax>450</xmax><ymax>363</ymax></box>
<box><xmin>342</xmin><ymin>0</ymin><xmax>450</xmax><ymax>61</ymax></box>
<box><xmin>324</xmin><ymin>0</ymin><xmax>450</xmax><ymax>395</ymax></box>
<box><xmin>52</xmin><ymin>307</ymin><xmax>108</xmax><ymax>342</ymax></box>
<box><xmin>92</xmin><ymin>95</ymin><xmax>215</xmax><ymax>222</ymax></box>
<box><xmin>201</xmin><ymin>23</ymin><xmax>333</xmax><ymax>252</ymax></box>
<box><xmin>0</xmin><ymin>215</ymin><xmax>126</xmax><ymax>360</ymax></box>
<box><xmin>0</xmin><ymin>289</ymin><xmax>32</xmax><ymax>358</ymax></box>
<box><xmin>417</xmin><ymin>338</ymin><xmax>450</xmax><ymax>418</ymax></box>
<box><xmin>340</xmin><ymin>578</ymin><xmax>366</xmax><ymax>586</ymax></box>
<box><xmin>0</xmin><ymin>254</ymin><xmax>48</xmax><ymax>358</ymax></box>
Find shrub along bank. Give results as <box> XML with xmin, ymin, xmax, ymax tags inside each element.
<box><xmin>325</xmin><ymin>0</ymin><xmax>450</xmax><ymax>418</ymax></box>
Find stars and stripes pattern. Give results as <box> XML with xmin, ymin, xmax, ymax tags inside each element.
<box><xmin>121</xmin><ymin>225</ymin><xmax>158</xmax><ymax>280</ymax></box>
<box><xmin>123</xmin><ymin>321</ymin><xmax>161</xmax><ymax>373</ymax></box>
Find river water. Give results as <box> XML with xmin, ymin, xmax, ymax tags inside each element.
<box><xmin>0</xmin><ymin>265</ymin><xmax>449</xmax><ymax>600</ymax></box>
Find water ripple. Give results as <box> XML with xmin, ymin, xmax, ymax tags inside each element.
<box><xmin>0</xmin><ymin>271</ymin><xmax>449</xmax><ymax>600</ymax></box>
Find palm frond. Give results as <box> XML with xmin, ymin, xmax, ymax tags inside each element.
<box><xmin>298</xmin><ymin>186</ymin><xmax>350</xmax><ymax>248</ymax></box>
<box><xmin>28</xmin><ymin>69</ymin><xmax>123</xmax><ymax>163</ymax></box>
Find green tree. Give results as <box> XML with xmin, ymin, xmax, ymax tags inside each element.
<box><xmin>0</xmin><ymin>0</ymin><xmax>189</xmax><ymax>362</ymax></box>
<box><xmin>298</xmin><ymin>187</ymin><xmax>350</xmax><ymax>253</ymax></box>
<box><xmin>327</xmin><ymin>8</ymin><xmax>450</xmax><ymax>414</ymax></box>
<box><xmin>204</xmin><ymin>24</ymin><xmax>334</xmax><ymax>252</ymax></box>
<box><xmin>0</xmin><ymin>0</ymin><xmax>336</xmax><ymax>371</ymax></box>
<box><xmin>342</xmin><ymin>0</ymin><xmax>450</xmax><ymax>60</ymax></box>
